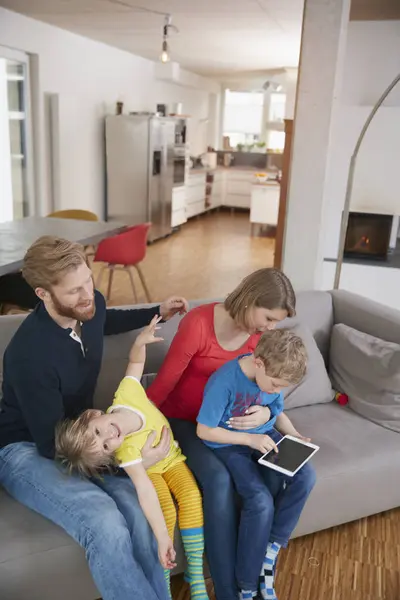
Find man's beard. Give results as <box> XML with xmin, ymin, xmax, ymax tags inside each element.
<box><xmin>50</xmin><ymin>292</ymin><xmax>96</xmax><ymax>322</ymax></box>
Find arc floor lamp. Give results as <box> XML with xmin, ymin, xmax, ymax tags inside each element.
<box><xmin>333</xmin><ymin>72</ymin><xmax>400</xmax><ymax>289</ymax></box>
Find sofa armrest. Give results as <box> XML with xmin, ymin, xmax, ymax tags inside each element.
<box><xmin>329</xmin><ymin>290</ymin><xmax>400</xmax><ymax>344</ymax></box>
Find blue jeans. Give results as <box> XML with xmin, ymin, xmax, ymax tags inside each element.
<box><xmin>170</xmin><ymin>420</ymin><xmax>316</xmax><ymax>598</ymax></box>
<box><xmin>170</xmin><ymin>419</ymin><xmax>239</xmax><ymax>600</ymax></box>
<box><xmin>0</xmin><ymin>442</ymin><xmax>169</xmax><ymax>600</ymax></box>
<box><xmin>215</xmin><ymin>429</ymin><xmax>316</xmax><ymax>591</ymax></box>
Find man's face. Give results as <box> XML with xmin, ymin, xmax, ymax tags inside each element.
<box><xmin>40</xmin><ymin>262</ymin><xmax>96</xmax><ymax>322</ymax></box>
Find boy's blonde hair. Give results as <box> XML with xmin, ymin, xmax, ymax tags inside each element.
<box><xmin>22</xmin><ymin>236</ymin><xmax>87</xmax><ymax>291</ymax></box>
<box><xmin>254</xmin><ymin>329</ymin><xmax>307</xmax><ymax>385</ymax></box>
<box><xmin>55</xmin><ymin>409</ymin><xmax>115</xmax><ymax>478</ymax></box>
<box><xmin>224</xmin><ymin>268</ymin><xmax>296</xmax><ymax>329</ymax></box>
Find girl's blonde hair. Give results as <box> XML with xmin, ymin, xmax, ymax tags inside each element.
<box><xmin>224</xmin><ymin>268</ymin><xmax>296</xmax><ymax>329</ymax></box>
<box><xmin>55</xmin><ymin>409</ymin><xmax>115</xmax><ymax>478</ymax></box>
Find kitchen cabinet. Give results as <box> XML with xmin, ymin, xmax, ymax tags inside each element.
<box><xmin>221</xmin><ymin>170</ymin><xmax>254</xmax><ymax>209</ymax></box>
<box><xmin>185</xmin><ymin>172</ymin><xmax>206</xmax><ymax>219</ymax></box>
<box><xmin>171</xmin><ymin>186</ymin><xmax>187</xmax><ymax>227</ymax></box>
<box><xmin>250</xmin><ymin>183</ymin><xmax>280</xmax><ymax>234</ymax></box>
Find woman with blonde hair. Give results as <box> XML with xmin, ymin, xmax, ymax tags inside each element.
<box><xmin>148</xmin><ymin>268</ymin><xmax>315</xmax><ymax>600</ymax></box>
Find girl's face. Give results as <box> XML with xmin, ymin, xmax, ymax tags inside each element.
<box><xmin>245</xmin><ymin>306</ymin><xmax>288</xmax><ymax>335</ymax></box>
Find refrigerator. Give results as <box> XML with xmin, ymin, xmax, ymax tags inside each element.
<box><xmin>104</xmin><ymin>115</ymin><xmax>175</xmax><ymax>242</ymax></box>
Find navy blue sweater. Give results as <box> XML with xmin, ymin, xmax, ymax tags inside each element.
<box><xmin>0</xmin><ymin>291</ymin><xmax>160</xmax><ymax>458</ymax></box>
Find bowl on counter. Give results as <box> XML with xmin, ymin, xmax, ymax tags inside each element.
<box><xmin>254</xmin><ymin>172</ymin><xmax>268</xmax><ymax>183</ymax></box>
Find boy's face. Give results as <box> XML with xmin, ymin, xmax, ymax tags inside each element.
<box><xmin>254</xmin><ymin>358</ymin><xmax>290</xmax><ymax>394</ymax></box>
<box><xmin>87</xmin><ymin>411</ymin><xmax>125</xmax><ymax>455</ymax></box>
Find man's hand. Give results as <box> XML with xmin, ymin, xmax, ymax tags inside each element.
<box><xmin>157</xmin><ymin>534</ymin><xmax>176</xmax><ymax>570</ymax></box>
<box><xmin>159</xmin><ymin>296</ymin><xmax>189</xmax><ymax>321</ymax></box>
<box><xmin>247</xmin><ymin>433</ymin><xmax>279</xmax><ymax>454</ymax></box>
<box><xmin>141</xmin><ymin>427</ymin><xmax>171</xmax><ymax>469</ymax></box>
<box><xmin>228</xmin><ymin>405</ymin><xmax>271</xmax><ymax>430</ymax></box>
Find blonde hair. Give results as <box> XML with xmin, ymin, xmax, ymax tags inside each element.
<box><xmin>224</xmin><ymin>268</ymin><xmax>296</xmax><ymax>329</ymax></box>
<box><xmin>55</xmin><ymin>410</ymin><xmax>115</xmax><ymax>478</ymax></box>
<box><xmin>22</xmin><ymin>236</ymin><xmax>87</xmax><ymax>291</ymax></box>
<box><xmin>254</xmin><ymin>329</ymin><xmax>307</xmax><ymax>385</ymax></box>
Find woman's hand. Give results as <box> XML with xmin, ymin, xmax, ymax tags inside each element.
<box><xmin>141</xmin><ymin>427</ymin><xmax>171</xmax><ymax>469</ymax></box>
<box><xmin>227</xmin><ymin>405</ymin><xmax>271</xmax><ymax>430</ymax></box>
<box><xmin>157</xmin><ymin>534</ymin><xmax>176</xmax><ymax>570</ymax></box>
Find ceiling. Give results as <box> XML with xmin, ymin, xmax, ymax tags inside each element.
<box><xmin>1</xmin><ymin>0</ymin><xmax>399</xmax><ymax>76</ymax></box>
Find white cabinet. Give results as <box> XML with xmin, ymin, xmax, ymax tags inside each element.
<box><xmin>185</xmin><ymin>172</ymin><xmax>206</xmax><ymax>218</ymax></box>
<box><xmin>171</xmin><ymin>186</ymin><xmax>187</xmax><ymax>227</ymax></box>
<box><xmin>250</xmin><ymin>184</ymin><xmax>280</xmax><ymax>228</ymax></box>
<box><xmin>222</xmin><ymin>170</ymin><xmax>254</xmax><ymax>209</ymax></box>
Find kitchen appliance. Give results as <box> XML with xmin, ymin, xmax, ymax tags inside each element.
<box><xmin>173</xmin><ymin>145</ymin><xmax>186</xmax><ymax>186</ymax></box>
<box><xmin>105</xmin><ymin>115</ymin><xmax>175</xmax><ymax>242</ymax></box>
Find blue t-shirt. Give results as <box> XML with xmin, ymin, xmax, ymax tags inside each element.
<box><xmin>197</xmin><ymin>354</ymin><xmax>284</xmax><ymax>448</ymax></box>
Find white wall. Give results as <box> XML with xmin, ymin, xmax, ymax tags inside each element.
<box><xmin>322</xmin><ymin>260</ymin><xmax>400</xmax><ymax>311</ymax></box>
<box><xmin>0</xmin><ymin>8</ymin><xmax>220</xmax><ymax>217</ymax></box>
<box><xmin>323</xmin><ymin>21</ymin><xmax>400</xmax><ymax>260</ymax></box>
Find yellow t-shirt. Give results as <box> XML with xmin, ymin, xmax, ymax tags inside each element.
<box><xmin>107</xmin><ymin>376</ymin><xmax>185</xmax><ymax>475</ymax></box>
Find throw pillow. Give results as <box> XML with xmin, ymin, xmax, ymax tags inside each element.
<box><xmin>282</xmin><ymin>323</ymin><xmax>334</xmax><ymax>410</ymax></box>
<box><xmin>330</xmin><ymin>323</ymin><xmax>400</xmax><ymax>433</ymax></box>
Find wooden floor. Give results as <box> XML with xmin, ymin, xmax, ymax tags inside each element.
<box><xmin>170</xmin><ymin>508</ymin><xmax>400</xmax><ymax>600</ymax></box>
<box><xmin>92</xmin><ymin>211</ymin><xmax>275</xmax><ymax>306</ymax></box>
<box><xmin>94</xmin><ymin>211</ymin><xmax>400</xmax><ymax>599</ymax></box>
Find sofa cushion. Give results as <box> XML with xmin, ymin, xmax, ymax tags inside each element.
<box><xmin>283</xmin><ymin>323</ymin><xmax>334</xmax><ymax>410</ymax></box>
<box><xmin>330</xmin><ymin>323</ymin><xmax>400</xmax><ymax>433</ymax></box>
<box><xmin>286</xmin><ymin>402</ymin><xmax>400</xmax><ymax>536</ymax></box>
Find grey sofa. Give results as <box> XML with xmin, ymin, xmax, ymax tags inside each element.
<box><xmin>1</xmin><ymin>289</ymin><xmax>400</xmax><ymax>600</ymax></box>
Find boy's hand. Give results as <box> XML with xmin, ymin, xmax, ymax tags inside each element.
<box><xmin>135</xmin><ymin>315</ymin><xmax>164</xmax><ymax>347</ymax></box>
<box><xmin>247</xmin><ymin>433</ymin><xmax>279</xmax><ymax>454</ymax></box>
<box><xmin>294</xmin><ymin>433</ymin><xmax>311</xmax><ymax>443</ymax></box>
<box><xmin>158</xmin><ymin>535</ymin><xmax>176</xmax><ymax>570</ymax></box>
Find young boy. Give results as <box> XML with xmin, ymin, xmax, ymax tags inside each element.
<box><xmin>197</xmin><ymin>328</ymin><xmax>316</xmax><ymax>600</ymax></box>
<box><xmin>56</xmin><ymin>315</ymin><xmax>208</xmax><ymax>600</ymax></box>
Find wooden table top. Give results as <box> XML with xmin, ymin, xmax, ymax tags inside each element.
<box><xmin>0</xmin><ymin>217</ymin><xmax>125</xmax><ymax>276</ymax></box>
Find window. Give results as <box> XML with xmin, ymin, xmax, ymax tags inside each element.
<box><xmin>267</xmin><ymin>130</ymin><xmax>285</xmax><ymax>152</ymax></box>
<box><xmin>223</xmin><ymin>91</ymin><xmax>263</xmax><ymax>149</ymax></box>
<box><xmin>269</xmin><ymin>93</ymin><xmax>286</xmax><ymax>123</ymax></box>
<box><xmin>0</xmin><ymin>47</ymin><xmax>34</xmax><ymax>223</ymax></box>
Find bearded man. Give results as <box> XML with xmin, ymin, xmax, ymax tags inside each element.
<box><xmin>0</xmin><ymin>236</ymin><xmax>189</xmax><ymax>600</ymax></box>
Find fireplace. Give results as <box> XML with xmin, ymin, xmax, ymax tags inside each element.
<box><xmin>344</xmin><ymin>212</ymin><xmax>393</xmax><ymax>261</ymax></box>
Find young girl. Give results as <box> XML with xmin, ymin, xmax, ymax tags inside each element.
<box><xmin>56</xmin><ymin>315</ymin><xmax>209</xmax><ymax>600</ymax></box>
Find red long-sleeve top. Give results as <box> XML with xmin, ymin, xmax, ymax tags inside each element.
<box><xmin>147</xmin><ymin>303</ymin><xmax>261</xmax><ymax>422</ymax></box>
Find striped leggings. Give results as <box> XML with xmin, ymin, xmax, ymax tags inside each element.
<box><xmin>149</xmin><ymin>461</ymin><xmax>208</xmax><ymax>599</ymax></box>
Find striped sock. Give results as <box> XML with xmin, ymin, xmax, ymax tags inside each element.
<box><xmin>164</xmin><ymin>568</ymin><xmax>172</xmax><ymax>599</ymax></box>
<box><xmin>259</xmin><ymin>541</ymin><xmax>281</xmax><ymax>600</ymax></box>
<box><xmin>181</xmin><ymin>527</ymin><xmax>209</xmax><ymax>599</ymax></box>
<box><xmin>239</xmin><ymin>590</ymin><xmax>258</xmax><ymax>600</ymax></box>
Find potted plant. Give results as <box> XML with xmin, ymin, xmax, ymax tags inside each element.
<box><xmin>236</xmin><ymin>143</ymin><xmax>244</xmax><ymax>152</ymax></box>
<box><xmin>246</xmin><ymin>143</ymin><xmax>255</xmax><ymax>152</ymax></box>
<box><xmin>256</xmin><ymin>141</ymin><xmax>266</xmax><ymax>152</ymax></box>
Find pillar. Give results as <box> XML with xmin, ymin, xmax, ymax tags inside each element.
<box><xmin>282</xmin><ymin>0</ymin><xmax>351</xmax><ymax>290</ymax></box>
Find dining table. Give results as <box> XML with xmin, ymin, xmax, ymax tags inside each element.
<box><xmin>0</xmin><ymin>216</ymin><xmax>126</xmax><ymax>276</ymax></box>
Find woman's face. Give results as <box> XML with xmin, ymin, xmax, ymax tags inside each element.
<box><xmin>245</xmin><ymin>306</ymin><xmax>288</xmax><ymax>335</ymax></box>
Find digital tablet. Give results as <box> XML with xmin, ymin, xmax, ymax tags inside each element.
<box><xmin>258</xmin><ymin>435</ymin><xmax>319</xmax><ymax>477</ymax></box>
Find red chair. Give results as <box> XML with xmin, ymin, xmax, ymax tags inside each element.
<box><xmin>94</xmin><ymin>223</ymin><xmax>152</xmax><ymax>303</ymax></box>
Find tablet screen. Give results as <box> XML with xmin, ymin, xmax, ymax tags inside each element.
<box><xmin>261</xmin><ymin>437</ymin><xmax>315</xmax><ymax>472</ymax></box>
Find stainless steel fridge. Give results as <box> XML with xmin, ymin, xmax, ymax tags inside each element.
<box><xmin>104</xmin><ymin>115</ymin><xmax>175</xmax><ymax>242</ymax></box>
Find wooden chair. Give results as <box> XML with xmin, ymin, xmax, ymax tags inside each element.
<box><xmin>94</xmin><ymin>223</ymin><xmax>152</xmax><ymax>303</ymax></box>
<box><xmin>47</xmin><ymin>209</ymin><xmax>99</xmax><ymax>258</ymax></box>
<box><xmin>47</xmin><ymin>209</ymin><xmax>98</xmax><ymax>221</ymax></box>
